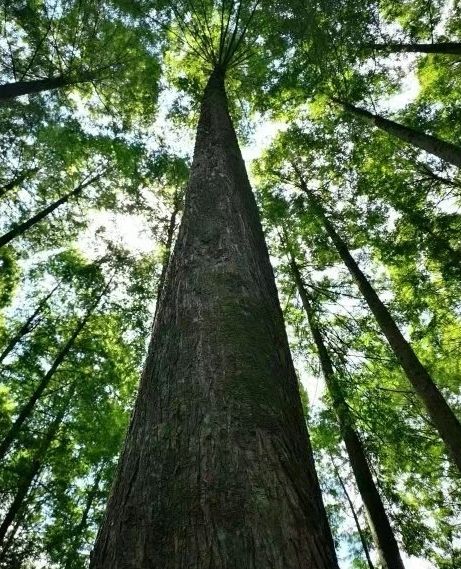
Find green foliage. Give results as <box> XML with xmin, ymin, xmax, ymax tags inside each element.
<box><xmin>1</xmin><ymin>0</ymin><xmax>461</xmax><ymax>567</ymax></box>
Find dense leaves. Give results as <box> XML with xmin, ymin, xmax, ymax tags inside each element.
<box><xmin>0</xmin><ymin>0</ymin><xmax>460</xmax><ymax>567</ymax></box>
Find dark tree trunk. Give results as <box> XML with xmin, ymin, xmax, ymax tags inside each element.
<box><xmin>0</xmin><ymin>168</ymin><xmax>38</xmax><ymax>199</ymax></box>
<box><xmin>416</xmin><ymin>162</ymin><xmax>460</xmax><ymax>189</ymax></box>
<box><xmin>0</xmin><ymin>173</ymin><xmax>100</xmax><ymax>249</ymax></box>
<box><xmin>0</xmin><ymin>384</ymin><xmax>75</xmax><ymax>546</ymax></box>
<box><xmin>0</xmin><ymin>284</ymin><xmax>59</xmax><ymax>365</ymax></box>
<box><xmin>155</xmin><ymin>190</ymin><xmax>181</xmax><ymax>308</ymax></box>
<box><xmin>333</xmin><ymin>99</ymin><xmax>461</xmax><ymax>168</ymax></box>
<box><xmin>64</xmin><ymin>467</ymin><xmax>104</xmax><ymax>569</ymax></box>
<box><xmin>369</xmin><ymin>42</ymin><xmax>461</xmax><ymax>55</ymax></box>
<box><xmin>90</xmin><ymin>67</ymin><xmax>339</xmax><ymax>569</ymax></box>
<box><xmin>297</xmin><ymin>176</ymin><xmax>461</xmax><ymax>473</ymax></box>
<box><xmin>0</xmin><ymin>74</ymin><xmax>91</xmax><ymax>103</ymax></box>
<box><xmin>332</xmin><ymin>460</ymin><xmax>375</xmax><ymax>569</ymax></box>
<box><xmin>0</xmin><ymin>510</ymin><xmax>24</xmax><ymax>562</ymax></box>
<box><xmin>289</xmin><ymin>253</ymin><xmax>404</xmax><ymax>569</ymax></box>
<box><xmin>0</xmin><ymin>283</ymin><xmax>107</xmax><ymax>461</ymax></box>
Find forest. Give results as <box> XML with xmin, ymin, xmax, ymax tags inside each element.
<box><xmin>0</xmin><ymin>0</ymin><xmax>460</xmax><ymax>568</ymax></box>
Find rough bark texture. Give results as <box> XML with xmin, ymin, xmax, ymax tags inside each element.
<box><xmin>90</xmin><ymin>68</ymin><xmax>339</xmax><ymax>569</ymax></box>
<box><xmin>369</xmin><ymin>42</ymin><xmax>461</xmax><ymax>55</ymax></box>
<box><xmin>0</xmin><ymin>173</ymin><xmax>100</xmax><ymax>249</ymax></box>
<box><xmin>299</xmin><ymin>180</ymin><xmax>461</xmax><ymax>473</ymax></box>
<box><xmin>334</xmin><ymin>99</ymin><xmax>461</xmax><ymax>168</ymax></box>
<box><xmin>289</xmin><ymin>256</ymin><xmax>404</xmax><ymax>569</ymax></box>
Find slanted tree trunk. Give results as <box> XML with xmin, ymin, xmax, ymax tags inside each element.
<box><xmin>368</xmin><ymin>42</ymin><xmax>461</xmax><ymax>55</ymax></box>
<box><xmin>333</xmin><ymin>99</ymin><xmax>461</xmax><ymax>168</ymax></box>
<box><xmin>0</xmin><ymin>173</ymin><xmax>101</xmax><ymax>249</ymax></box>
<box><xmin>64</xmin><ymin>466</ymin><xmax>104</xmax><ymax>569</ymax></box>
<box><xmin>0</xmin><ymin>284</ymin><xmax>59</xmax><ymax>365</ymax></box>
<box><xmin>0</xmin><ymin>282</ymin><xmax>108</xmax><ymax>461</ymax></box>
<box><xmin>155</xmin><ymin>189</ymin><xmax>182</xmax><ymax>307</ymax></box>
<box><xmin>0</xmin><ymin>384</ymin><xmax>75</xmax><ymax>546</ymax></box>
<box><xmin>416</xmin><ymin>162</ymin><xmax>460</xmax><ymax>189</ymax></box>
<box><xmin>296</xmin><ymin>173</ymin><xmax>461</xmax><ymax>473</ymax></box>
<box><xmin>288</xmin><ymin>252</ymin><xmax>404</xmax><ymax>569</ymax></box>
<box><xmin>332</xmin><ymin>459</ymin><xmax>375</xmax><ymax>569</ymax></box>
<box><xmin>0</xmin><ymin>73</ymin><xmax>94</xmax><ymax>103</ymax></box>
<box><xmin>90</xmin><ymin>66</ymin><xmax>339</xmax><ymax>569</ymax></box>
<box><xmin>0</xmin><ymin>168</ymin><xmax>38</xmax><ymax>199</ymax></box>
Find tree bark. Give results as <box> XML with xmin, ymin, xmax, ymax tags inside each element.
<box><xmin>333</xmin><ymin>99</ymin><xmax>461</xmax><ymax>168</ymax></box>
<box><xmin>0</xmin><ymin>284</ymin><xmax>59</xmax><ymax>365</ymax></box>
<box><xmin>368</xmin><ymin>42</ymin><xmax>461</xmax><ymax>55</ymax></box>
<box><xmin>297</xmin><ymin>174</ymin><xmax>461</xmax><ymax>473</ymax></box>
<box><xmin>288</xmin><ymin>252</ymin><xmax>404</xmax><ymax>569</ymax></box>
<box><xmin>0</xmin><ymin>282</ymin><xmax>108</xmax><ymax>461</ymax></box>
<box><xmin>0</xmin><ymin>173</ymin><xmax>101</xmax><ymax>249</ymax></box>
<box><xmin>90</xmin><ymin>67</ymin><xmax>339</xmax><ymax>569</ymax></box>
<box><xmin>0</xmin><ymin>384</ymin><xmax>75</xmax><ymax>546</ymax></box>
<box><xmin>0</xmin><ymin>74</ymin><xmax>93</xmax><ymax>103</ymax></box>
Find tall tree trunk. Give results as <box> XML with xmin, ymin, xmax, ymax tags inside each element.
<box><xmin>0</xmin><ymin>168</ymin><xmax>38</xmax><ymax>199</ymax></box>
<box><xmin>0</xmin><ymin>74</ymin><xmax>93</xmax><ymax>103</ymax></box>
<box><xmin>288</xmin><ymin>252</ymin><xmax>404</xmax><ymax>569</ymax></box>
<box><xmin>368</xmin><ymin>42</ymin><xmax>461</xmax><ymax>55</ymax></box>
<box><xmin>0</xmin><ymin>282</ymin><xmax>108</xmax><ymax>461</ymax></box>
<box><xmin>332</xmin><ymin>459</ymin><xmax>375</xmax><ymax>569</ymax></box>
<box><xmin>155</xmin><ymin>190</ymin><xmax>182</xmax><ymax>308</ymax></box>
<box><xmin>296</xmin><ymin>173</ymin><xmax>461</xmax><ymax>472</ymax></box>
<box><xmin>0</xmin><ymin>384</ymin><xmax>75</xmax><ymax>546</ymax></box>
<box><xmin>90</xmin><ymin>66</ymin><xmax>339</xmax><ymax>569</ymax></box>
<box><xmin>0</xmin><ymin>173</ymin><xmax>101</xmax><ymax>249</ymax></box>
<box><xmin>65</xmin><ymin>467</ymin><xmax>104</xmax><ymax>569</ymax></box>
<box><xmin>333</xmin><ymin>99</ymin><xmax>461</xmax><ymax>168</ymax></box>
<box><xmin>0</xmin><ymin>284</ymin><xmax>59</xmax><ymax>365</ymax></box>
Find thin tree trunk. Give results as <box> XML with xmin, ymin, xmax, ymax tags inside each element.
<box><xmin>0</xmin><ymin>384</ymin><xmax>75</xmax><ymax>546</ymax></box>
<box><xmin>332</xmin><ymin>459</ymin><xmax>375</xmax><ymax>569</ymax></box>
<box><xmin>155</xmin><ymin>190</ymin><xmax>181</xmax><ymax>308</ymax></box>
<box><xmin>0</xmin><ymin>173</ymin><xmax>101</xmax><ymax>249</ymax></box>
<box><xmin>288</xmin><ymin>251</ymin><xmax>404</xmax><ymax>569</ymax></box>
<box><xmin>416</xmin><ymin>162</ymin><xmax>460</xmax><ymax>188</ymax></box>
<box><xmin>64</xmin><ymin>467</ymin><xmax>104</xmax><ymax>569</ymax></box>
<box><xmin>0</xmin><ymin>282</ymin><xmax>108</xmax><ymax>461</ymax></box>
<box><xmin>0</xmin><ymin>508</ymin><xmax>24</xmax><ymax>561</ymax></box>
<box><xmin>333</xmin><ymin>99</ymin><xmax>461</xmax><ymax>168</ymax></box>
<box><xmin>0</xmin><ymin>74</ymin><xmax>94</xmax><ymax>103</ymax></box>
<box><xmin>368</xmin><ymin>42</ymin><xmax>461</xmax><ymax>55</ymax></box>
<box><xmin>0</xmin><ymin>284</ymin><xmax>59</xmax><ymax>365</ymax></box>
<box><xmin>90</xmin><ymin>66</ymin><xmax>339</xmax><ymax>569</ymax></box>
<box><xmin>296</xmin><ymin>173</ymin><xmax>461</xmax><ymax>473</ymax></box>
<box><xmin>0</xmin><ymin>168</ymin><xmax>38</xmax><ymax>199</ymax></box>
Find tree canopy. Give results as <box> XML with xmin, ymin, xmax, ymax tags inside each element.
<box><xmin>0</xmin><ymin>0</ymin><xmax>460</xmax><ymax>567</ymax></box>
